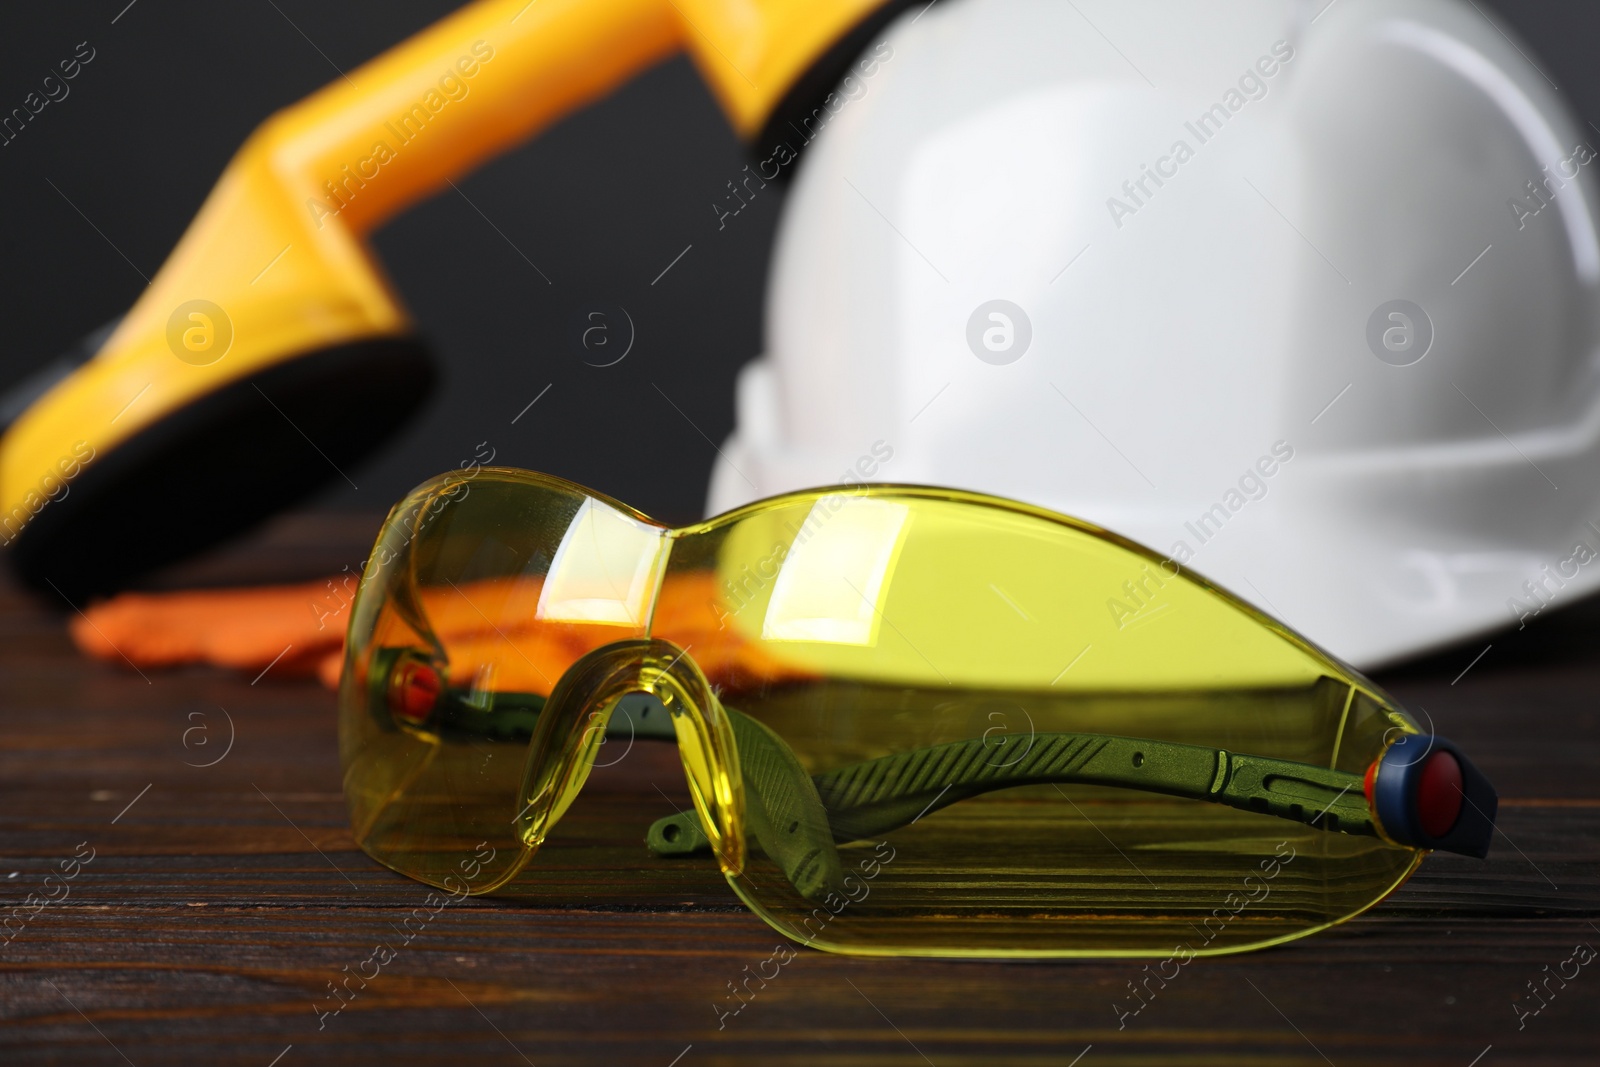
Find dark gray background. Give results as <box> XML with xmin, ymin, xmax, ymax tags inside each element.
<box><xmin>0</xmin><ymin>0</ymin><xmax>1588</xmax><ymax>530</ymax></box>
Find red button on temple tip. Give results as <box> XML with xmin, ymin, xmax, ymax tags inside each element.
<box><xmin>391</xmin><ymin>662</ymin><xmax>440</xmax><ymax>722</ymax></box>
<box><xmin>1417</xmin><ymin>750</ymin><xmax>1464</xmax><ymax>838</ymax></box>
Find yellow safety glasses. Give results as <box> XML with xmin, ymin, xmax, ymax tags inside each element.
<box><xmin>338</xmin><ymin>468</ymin><xmax>1497</xmax><ymax>958</ymax></box>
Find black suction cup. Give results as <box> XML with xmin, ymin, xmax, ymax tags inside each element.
<box><xmin>4</xmin><ymin>335</ymin><xmax>436</xmax><ymax>602</ymax></box>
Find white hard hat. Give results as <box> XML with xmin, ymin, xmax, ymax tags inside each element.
<box><xmin>707</xmin><ymin>0</ymin><xmax>1600</xmax><ymax>669</ymax></box>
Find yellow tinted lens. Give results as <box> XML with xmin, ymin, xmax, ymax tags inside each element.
<box><xmin>339</xmin><ymin>469</ymin><xmax>666</xmax><ymax>892</ymax></box>
<box><xmin>656</xmin><ymin>487</ymin><xmax>1420</xmax><ymax>957</ymax></box>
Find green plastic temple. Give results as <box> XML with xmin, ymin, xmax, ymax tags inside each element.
<box><xmin>399</xmin><ymin>682</ymin><xmax>1376</xmax><ymax>902</ymax></box>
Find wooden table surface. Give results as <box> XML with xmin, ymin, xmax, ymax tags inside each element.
<box><xmin>1</xmin><ymin>513</ymin><xmax>1596</xmax><ymax>1066</ymax></box>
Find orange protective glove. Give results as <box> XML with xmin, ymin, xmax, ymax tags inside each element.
<box><xmin>69</xmin><ymin>578</ymin><xmax>355</xmax><ymax>688</ymax></box>
<box><xmin>69</xmin><ymin>572</ymin><xmax>797</xmax><ymax>693</ymax></box>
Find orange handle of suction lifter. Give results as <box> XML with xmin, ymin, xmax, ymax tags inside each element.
<box><xmin>0</xmin><ymin>0</ymin><xmax>889</xmax><ymax>524</ymax></box>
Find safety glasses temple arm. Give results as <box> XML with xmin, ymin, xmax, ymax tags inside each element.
<box><xmin>427</xmin><ymin>690</ymin><xmax>1365</xmax><ymax>840</ymax></box>
<box><xmin>405</xmin><ymin>686</ymin><xmax>1489</xmax><ymax>874</ymax></box>
<box><xmin>828</xmin><ymin>733</ymin><xmax>1374</xmax><ymax>837</ymax></box>
<box><xmin>649</xmin><ymin>730</ymin><xmax>1378</xmax><ymax>855</ymax></box>
<box><xmin>427</xmin><ymin>693</ymin><xmax>1369</xmax><ymax>840</ymax></box>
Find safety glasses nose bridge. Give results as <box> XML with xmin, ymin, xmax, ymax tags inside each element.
<box><xmin>512</xmin><ymin>638</ymin><xmax>747</xmax><ymax>877</ymax></box>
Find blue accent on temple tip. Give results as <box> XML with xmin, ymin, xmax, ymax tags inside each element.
<box><xmin>1372</xmin><ymin>735</ymin><xmax>1496</xmax><ymax>859</ymax></box>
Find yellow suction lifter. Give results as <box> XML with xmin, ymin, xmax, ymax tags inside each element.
<box><xmin>0</xmin><ymin>0</ymin><xmax>913</xmax><ymax>599</ymax></box>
